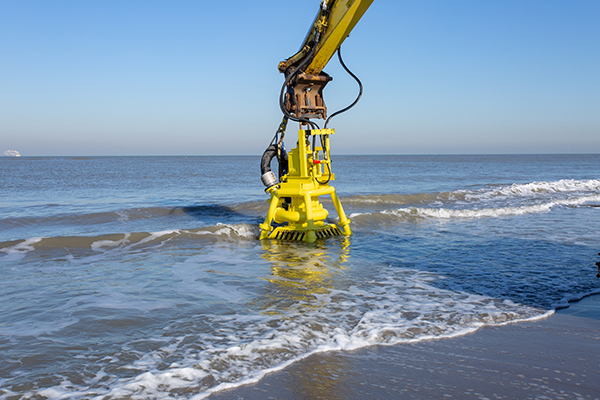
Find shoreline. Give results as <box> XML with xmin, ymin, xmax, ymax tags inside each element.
<box><xmin>207</xmin><ymin>295</ymin><xmax>600</xmax><ymax>399</ymax></box>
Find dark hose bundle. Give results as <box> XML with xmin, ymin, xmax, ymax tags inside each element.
<box><xmin>260</xmin><ymin>145</ymin><xmax>288</xmax><ymax>189</ymax></box>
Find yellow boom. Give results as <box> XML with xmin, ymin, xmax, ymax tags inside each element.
<box><xmin>278</xmin><ymin>0</ymin><xmax>374</xmax><ymax>76</ymax></box>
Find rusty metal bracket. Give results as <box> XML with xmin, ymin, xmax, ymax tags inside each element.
<box><xmin>284</xmin><ymin>72</ymin><xmax>332</xmax><ymax>120</ymax></box>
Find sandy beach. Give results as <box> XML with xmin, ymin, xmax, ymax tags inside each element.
<box><xmin>208</xmin><ymin>294</ymin><xmax>600</xmax><ymax>399</ymax></box>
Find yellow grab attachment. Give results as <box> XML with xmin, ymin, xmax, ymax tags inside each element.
<box><xmin>259</xmin><ymin>128</ymin><xmax>351</xmax><ymax>243</ymax></box>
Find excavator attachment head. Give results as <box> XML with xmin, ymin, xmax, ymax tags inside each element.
<box><xmin>259</xmin><ymin>128</ymin><xmax>351</xmax><ymax>243</ymax></box>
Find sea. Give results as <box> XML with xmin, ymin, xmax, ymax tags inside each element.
<box><xmin>1</xmin><ymin>154</ymin><xmax>599</xmax><ymax>399</ymax></box>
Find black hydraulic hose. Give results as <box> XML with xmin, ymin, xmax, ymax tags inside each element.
<box><xmin>260</xmin><ymin>145</ymin><xmax>278</xmax><ymax>188</ymax></box>
<box><xmin>279</xmin><ymin>147</ymin><xmax>288</xmax><ymax>178</ymax></box>
<box><xmin>324</xmin><ymin>46</ymin><xmax>363</xmax><ymax>129</ymax></box>
<box><xmin>315</xmin><ymin>161</ymin><xmax>331</xmax><ymax>185</ymax></box>
<box><xmin>260</xmin><ymin>145</ymin><xmax>277</xmax><ymax>177</ymax></box>
<box><xmin>260</xmin><ymin>144</ymin><xmax>288</xmax><ymax>188</ymax></box>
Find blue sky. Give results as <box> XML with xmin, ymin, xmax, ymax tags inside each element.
<box><xmin>1</xmin><ymin>1</ymin><xmax>599</xmax><ymax>156</ymax></box>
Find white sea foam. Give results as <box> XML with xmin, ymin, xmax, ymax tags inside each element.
<box><xmin>193</xmin><ymin>223</ymin><xmax>258</xmax><ymax>239</ymax></box>
<box><xmin>136</xmin><ymin>229</ymin><xmax>180</xmax><ymax>245</ymax></box>
<box><xmin>91</xmin><ymin>233</ymin><xmax>132</xmax><ymax>251</ymax></box>
<box><xmin>390</xmin><ymin>203</ymin><xmax>555</xmax><ymax>219</ymax></box>
<box><xmin>42</xmin><ymin>265</ymin><xmax>546</xmax><ymax>400</ymax></box>
<box><xmin>117</xmin><ymin>368</ymin><xmax>209</xmax><ymax>397</ymax></box>
<box><xmin>343</xmin><ymin>179</ymin><xmax>600</xmax><ymax>208</ymax></box>
<box><xmin>90</xmin><ymin>230</ymin><xmax>180</xmax><ymax>253</ymax></box>
<box><xmin>350</xmin><ymin>193</ymin><xmax>600</xmax><ymax>223</ymax></box>
<box><xmin>463</xmin><ymin>179</ymin><xmax>600</xmax><ymax>200</ymax></box>
<box><xmin>0</xmin><ymin>237</ymin><xmax>43</xmax><ymax>261</ymax></box>
<box><xmin>115</xmin><ymin>210</ymin><xmax>130</xmax><ymax>222</ymax></box>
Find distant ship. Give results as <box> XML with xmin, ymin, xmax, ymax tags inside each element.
<box><xmin>3</xmin><ymin>150</ymin><xmax>21</xmax><ymax>157</ymax></box>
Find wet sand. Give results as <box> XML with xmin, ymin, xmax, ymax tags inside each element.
<box><xmin>208</xmin><ymin>295</ymin><xmax>600</xmax><ymax>399</ymax></box>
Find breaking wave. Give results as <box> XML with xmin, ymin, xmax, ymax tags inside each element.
<box><xmin>2</xmin><ymin>179</ymin><xmax>598</xmax><ymax>253</ymax></box>
<box><xmin>350</xmin><ymin>194</ymin><xmax>600</xmax><ymax>224</ymax></box>
<box><xmin>342</xmin><ymin>179</ymin><xmax>600</xmax><ymax>206</ymax></box>
<box><xmin>465</xmin><ymin>179</ymin><xmax>600</xmax><ymax>199</ymax></box>
<box><xmin>343</xmin><ymin>179</ymin><xmax>600</xmax><ymax>225</ymax></box>
<box><xmin>0</xmin><ymin>224</ymin><xmax>259</xmax><ymax>261</ymax></box>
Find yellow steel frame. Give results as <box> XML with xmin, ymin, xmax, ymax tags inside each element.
<box><xmin>259</xmin><ymin>128</ymin><xmax>351</xmax><ymax>243</ymax></box>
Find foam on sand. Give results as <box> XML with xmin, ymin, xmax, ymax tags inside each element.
<box><xmin>207</xmin><ymin>295</ymin><xmax>600</xmax><ymax>400</ymax></box>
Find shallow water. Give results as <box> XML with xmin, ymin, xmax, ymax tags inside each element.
<box><xmin>1</xmin><ymin>154</ymin><xmax>599</xmax><ymax>399</ymax></box>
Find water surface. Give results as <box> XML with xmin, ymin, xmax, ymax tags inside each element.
<box><xmin>1</xmin><ymin>154</ymin><xmax>599</xmax><ymax>399</ymax></box>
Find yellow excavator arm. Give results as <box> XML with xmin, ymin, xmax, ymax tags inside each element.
<box><xmin>259</xmin><ymin>0</ymin><xmax>373</xmax><ymax>243</ymax></box>
<box><xmin>278</xmin><ymin>0</ymin><xmax>374</xmax><ymax>76</ymax></box>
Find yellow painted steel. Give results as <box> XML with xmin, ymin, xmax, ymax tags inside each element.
<box><xmin>305</xmin><ymin>0</ymin><xmax>374</xmax><ymax>75</ymax></box>
<box><xmin>259</xmin><ymin>129</ymin><xmax>351</xmax><ymax>243</ymax></box>
<box><xmin>278</xmin><ymin>0</ymin><xmax>374</xmax><ymax>76</ymax></box>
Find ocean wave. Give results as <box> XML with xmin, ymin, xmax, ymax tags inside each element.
<box><xmin>0</xmin><ymin>223</ymin><xmax>259</xmax><ymax>259</ymax></box>
<box><xmin>2</xmin><ymin>179</ymin><xmax>597</xmax><ymax>246</ymax></box>
<box><xmin>350</xmin><ymin>194</ymin><xmax>600</xmax><ymax>224</ymax></box>
<box><xmin>331</xmin><ymin>179</ymin><xmax>600</xmax><ymax>211</ymax></box>
<box><xmin>340</xmin><ymin>192</ymin><xmax>457</xmax><ymax>206</ymax></box>
<box><xmin>462</xmin><ymin>179</ymin><xmax>600</xmax><ymax>200</ymax></box>
<box><xmin>0</xmin><ymin>237</ymin><xmax>43</xmax><ymax>261</ymax></box>
<box><xmin>2</xmin><ymin>179</ymin><xmax>596</xmax><ymax>234</ymax></box>
<box><xmin>0</xmin><ymin>203</ymin><xmax>266</xmax><ymax>229</ymax></box>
